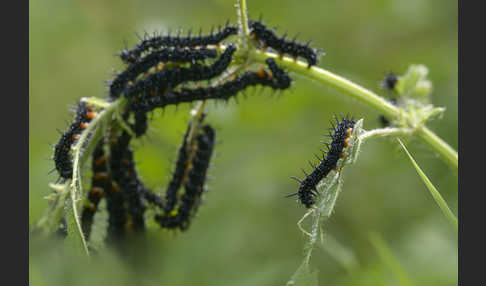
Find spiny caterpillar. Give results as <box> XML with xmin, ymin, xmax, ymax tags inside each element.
<box><xmin>129</xmin><ymin>58</ymin><xmax>291</xmax><ymax>113</ymax></box>
<box><xmin>164</xmin><ymin>123</ymin><xmax>192</xmax><ymax>213</ymax></box>
<box><xmin>155</xmin><ymin>124</ymin><xmax>215</xmax><ymax>230</ymax></box>
<box><xmin>104</xmin><ymin>132</ymin><xmax>130</xmax><ymax>241</ymax></box>
<box><xmin>249</xmin><ymin>19</ymin><xmax>319</xmax><ymax>68</ymax></box>
<box><xmin>381</xmin><ymin>72</ymin><xmax>398</xmax><ymax>91</ymax></box>
<box><xmin>288</xmin><ymin>115</ymin><xmax>356</xmax><ymax>208</ymax></box>
<box><xmin>109</xmin><ymin>131</ymin><xmax>147</xmax><ymax>234</ymax></box>
<box><xmin>109</xmin><ymin>48</ymin><xmax>218</xmax><ymax>98</ymax></box>
<box><xmin>54</xmin><ymin>101</ymin><xmax>97</xmax><ymax>179</ymax></box>
<box><xmin>178</xmin><ymin>125</ymin><xmax>215</xmax><ymax>230</ymax></box>
<box><xmin>119</xmin><ymin>23</ymin><xmax>238</xmax><ymax>64</ymax></box>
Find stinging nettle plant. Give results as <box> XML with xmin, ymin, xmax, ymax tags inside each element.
<box><xmin>34</xmin><ymin>0</ymin><xmax>457</xmax><ymax>282</ymax></box>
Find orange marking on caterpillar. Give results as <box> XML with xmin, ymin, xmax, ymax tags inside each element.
<box><xmin>86</xmin><ymin>111</ymin><xmax>97</xmax><ymax>120</ymax></box>
<box><xmin>90</xmin><ymin>187</ymin><xmax>104</xmax><ymax>197</ymax></box>
<box><xmin>80</xmin><ymin>122</ymin><xmax>89</xmax><ymax>129</ymax></box>
<box><xmin>94</xmin><ymin>172</ymin><xmax>109</xmax><ymax>181</ymax></box>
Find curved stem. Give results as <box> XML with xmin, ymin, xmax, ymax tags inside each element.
<box><xmin>359</xmin><ymin>127</ymin><xmax>413</xmax><ymax>142</ymax></box>
<box><xmin>186</xmin><ymin>100</ymin><xmax>207</xmax><ymax>155</ymax></box>
<box><xmin>250</xmin><ymin>50</ymin><xmax>399</xmax><ymax>117</ymax></box>
<box><xmin>69</xmin><ymin>96</ymin><xmax>126</xmax><ymax>255</ymax></box>
<box><xmin>417</xmin><ymin>127</ymin><xmax>458</xmax><ymax>169</ymax></box>
<box><xmin>249</xmin><ymin>49</ymin><xmax>457</xmax><ymax>169</ymax></box>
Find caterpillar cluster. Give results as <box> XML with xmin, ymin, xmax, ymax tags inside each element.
<box><xmin>103</xmin><ymin>19</ymin><xmax>294</xmax><ymax>141</ymax></box>
<box><xmin>52</xmin><ymin>19</ymin><xmax>299</xmax><ymax>243</ymax></box>
<box><xmin>249</xmin><ymin>19</ymin><xmax>320</xmax><ymax>68</ymax></box>
<box><xmin>379</xmin><ymin>72</ymin><xmax>399</xmax><ymax>127</ymax></box>
<box><xmin>54</xmin><ymin>102</ymin><xmax>97</xmax><ymax>179</ymax></box>
<box><xmin>77</xmin><ymin>120</ymin><xmax>216</xmax><ymax>243</ymax></box>
<box><xmin>288</xmin><ymin>115</ymin><xmax>355</xmax><ymax>208</ymax></box>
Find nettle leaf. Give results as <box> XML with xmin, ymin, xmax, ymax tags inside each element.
<box><xmin>395</xmin><ymin>64</ymin><xmax>433</xmax><ymax>102</ymax></box>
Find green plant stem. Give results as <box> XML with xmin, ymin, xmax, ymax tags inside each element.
<box><xmin>186</xmin><ymin>100</ymin><xmax>207</xmax><ymax>155</ymax></box>
<box><xmin>417</xmin><ymin>126</ymin><xmax>458</xmax><ymax>169</ymax></box>
<box><xmin>237</xmin><ymin>0</ymin><xmax>250</xmax><ymax>49</ymax></box>
<box><xmin>69</xmin><ymin>96</ymin><xmax>127</xmax><ymax>255</ymax></box>
<box><xmin>250</xmin><ymin>50</ymin><xmax>398</xmax><ymax>118</ymax></box>
<box><xmin>250</xmin><ymin>49</ymin><xmax>458</xmax><ymax>170</ymax></box>
<box><xmin>359</xmin><ymin>127</ymin><xmax>413</xmax><ymax>142</ymax></box>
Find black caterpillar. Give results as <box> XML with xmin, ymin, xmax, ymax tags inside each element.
<box><xmin>80</xmin><ymin>140</ymin><xmax>108</xmax><ymax>240</ymax></box>
<box><xmin>122</xmin><ymin>45</ymin><xmax>237</xmax><ymax>100</ymax></box>
<box><xmin>120</xmin><ymin>24</ymin><xmax>238</xmax><ymax>64</ymax></box>
<box><xmin>155</xmin><ymin>124</ymin><xmax>215</xmax><ymax>230</ymax></box>
<box><xmin>177</xmin><ymin>125</ymin><xmax>215</xmax><ymax>230</ymax></box>
<box><xmin>381</xmin><ymin>72</ymin><xmax>398</xmax><ymax>91</ymax></box>
<box><xmin>109</xmin><ymin>131</ymin><xmax>147</xmax><ymax>235</ymax></box>
<box><xmin>129</xmin><ymin>58</ymin><xmax>291</xmax><ymax>113</ymax></box>
<box><xmin>133</xmin><ymin>110</ymin><xmax>148</xmax><ymax>137</ymax></box>
<box><xmin>110</xmin><ymin>48</ymin><xmax>218</xmax><ymax>98</ymax></box>
<box><xmin>104</xmin><ymin>133</ymin><xmax>129</xmax><ymax>241</ymax></box>
<box><xmin>164</xmin><ymin>122</ymin><xmax>191</xmax><ymax>213</ymax></box>
<box><xmin>54</xmin><ymin>101</ymin><xmax>97</xmax><ymax>179</ymax></box>
<box><xmin>249</xmin><ymin>19</ymin><xmax>319</xmax><ymax>67</ymax></box>
<box><xmin>288</xmin><ymin>115</ymin><xmax>356</xmax><ymax>208</ymax></box>
<box><xmin>140</xmin><ymin>186</ymin><xmax>164</xmax><ymax>209</ymax></box>
<box><xmin>98</xmin><ymin>131</ymin><xmax>165</xmax><ymax>239</ymax></box>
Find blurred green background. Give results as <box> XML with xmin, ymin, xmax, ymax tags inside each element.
<box><xmin>29</xmin><ymin>0</ymin><xmax>457</xmax><ymax>285</ymax></box>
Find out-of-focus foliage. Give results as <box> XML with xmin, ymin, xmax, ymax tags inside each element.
<box><xmin>29</xmin><ymin>0</ymin><xmax>457</xmax><ymax>285</ymax></box>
